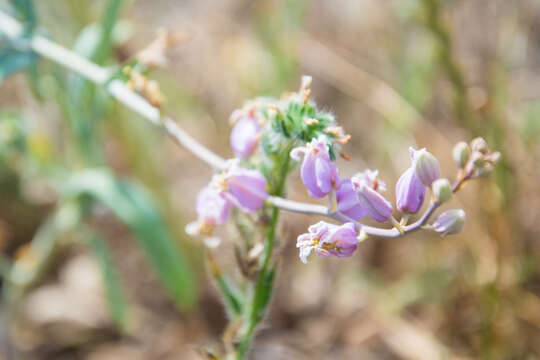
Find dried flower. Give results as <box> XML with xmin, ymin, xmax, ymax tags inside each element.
<box><xmin>395</xmin><ymin>166</ymin><xmax>426</xmax><ymax>214</ymax></box>
<box><xmin>291</xmin><ymin>135</ymin><xmax>340</xmax><ymax>199</ymax></box>
<box><xmin>465</xmin><ymin>137</ymin><xmax>501</xmax><ymax>178</ymax></box>
<box><xmin>212</xmin><ymin>160</ymin><xmax>268</xmax><ymax>213</ymax></box>
<box><xmin>230</xmin><ymin>111</ymin><xmax>261</xmax><ymax>158</ymax></box>
<box><xmin>296</xmin><ymin>221</ymin><xmax>358</xmax><ymax>263</ymax></box>
<box><xmin>431</xmin><ymin>209</ymin><xmax>465</xmax><ymax>236</ymax></box>
<box><xmin>137</xmin><ymin>28</ymin><xmax>189</xmax><ymax>68</ymax></box>
<box><xmin>412</xmin><ymin>148</ymin><xmax>441</xmax><ymax>187</ymax></box>
<box><xmin>336</xmin><ymin>178</ymin><xmax>367</xmax><ymax>220</ymax></box>
<box><xmin>351</xmin><ymin>170</ymin><xmax>393</xmax><ymax>222</ymax></box>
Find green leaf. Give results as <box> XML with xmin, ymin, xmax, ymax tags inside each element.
<box><xmin>87</xmin><ymin>233</ymin><xmax>128</xmax><ymax>329</ymax></box>
<box><xmin>0</xmin><ymin>49</ymin><xmax>37</xmax><ymax>83</ymax></box>
<box><xmin>63</xmin><ymin>169</ymin><xmax>196</xmax><ymax>309</ymax></box>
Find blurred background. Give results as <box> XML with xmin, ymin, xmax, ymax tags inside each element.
<box><xmin>1</xmin><ymin>0</ymin><xmax>540</xmax><ymax>359</ymax></box>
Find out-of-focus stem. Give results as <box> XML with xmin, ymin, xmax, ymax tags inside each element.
<box><xmin>421</xmin><ymin>0</ymin><xmax>476</xmax><ymax>132</ymax></box>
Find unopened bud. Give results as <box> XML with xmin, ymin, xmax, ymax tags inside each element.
<box><xmin>452</xmin><ymin>141</ymin><xmax>470</xmax><ymax>168</ymax></box>
<box><xmin>412</xmin><ymin>148</ymin><xmax>441</xmax><ymax>187</ymax></box>
<box><xmin>432</xmin><ymin>178</ymin><xmax>452</xmax><ymax>203</ymax></box>
<box><xmin>432</xmin><ymin>209</ymin><xmax>465</xmax><ymax>236</ymax></box>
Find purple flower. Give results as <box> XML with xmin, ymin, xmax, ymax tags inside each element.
<box><xmin>411</xmin><ymin>148</ymin><xmax>441</xmax><ymax>187</ymax></box>
<box><xmin>291</xmin><ymin>135</ymin><xmax>340</xmax><ymax>199</ymax></box>
<box><xmin>351</xmin><ymin>170</ymin><xmax>393</xmax><ymax>222</ymax></box>
<box><xmin>185</xmin><ymin>186</ymin><xmax>231</xmax><ymax>238</ymax></box>
<box><xmin>296</xmin><ymin>221</ymin><xmax>358</xmax><ymax>263</ymax></box>
<box><xmin>230</xmin><ymin>111</ymin><xmax>261</xmax><ymax>158</ymax></box>
<box><xmin>213</xmin><ymin>160</ymin><xmax>268</xmax><ymax>213</ymax></box>
<box><xmin>395</xmin><ymin>166</ymin><xmax>426</xmax><ymax>214</ymax></box>
<box><xmin>432</xmin><ymin>209</ymin><xmax>465</xmax><ymax>236</ymax></box>
<box><xmin>336</xmin><ymin>178</ymin><xmax>367</xmax><ymax>220</ymax></box>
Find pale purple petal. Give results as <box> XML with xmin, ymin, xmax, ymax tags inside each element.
<box><xmin>315</xmin><ymin>156</ymin><xmax>333</xmax><ymax>194</ymax></box>
<box><xmin>356</xmin><ymin>184</ymin><xmax>393</xmax><ymax>222</ymax></box>
<box><xmin>300</xmin><ymin>153</ymin><xmax>326</xmax><ymax>198</ymax></box>
<box><xmin>432</xmin><ymin>209</ymin><xmax>465</xmax><ymax>236</ymax></box>
<box><xmin>230</xmin><ymin>116</ymin><xmax>260</xmax><ymax>158</ymax></box>
<box><xmin>395</xmin><ymin>166</ymin><xmax>426</xmax><ymax>213</ymax></box>
<box><xmin>195</xmin><ymin>186</ymin><xmax>231</xmax><ymax>225</ymax></box>
<box><xmin>336</xmin><ymin>179</ymin><xmax>367</xmax><ymax>220</ymax></box>
<box><xmin>295</xmin><ymin>136</ymin><xmax>339</xmax><ymax>199</ymax></box>
<box><xmin>226</xmin><ymin>172</ymin><xmax>268</xmax><ymax>212</ymax></box>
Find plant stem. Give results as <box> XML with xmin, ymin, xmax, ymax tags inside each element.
<box><xmin>234</xmin><ymin>151</ymin><xmax>290</xmax><ymax>359</ymax></box>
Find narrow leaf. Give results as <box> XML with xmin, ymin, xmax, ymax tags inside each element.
<box><xmin>87</xmin><ymin>233</ymin><xmax>128</xmax><ymax>329</ymax></box>
<box><xmin>63</xmin><ymin>169</ymin><xmax>197</xmax><ymax>309</ymax></box>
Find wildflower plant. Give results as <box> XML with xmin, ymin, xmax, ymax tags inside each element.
<box><xmin>0</xmin><ymin>9</ymin><xmax>502</xmax><ymax>360</ymax></box>
<box><xmin>185</xmin><ymin>76</ymin><xmax>500</xmax><ymax>358</ymax></box>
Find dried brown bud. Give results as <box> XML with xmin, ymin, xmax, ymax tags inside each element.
<box><xmin>137</xmin><ymin>28</ymin><xmax>190</xmax><ymax>68</ymax></box>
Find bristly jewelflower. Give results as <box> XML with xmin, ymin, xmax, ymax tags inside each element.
<box><xmin>412</xmin><ymin>148</ymin><xmax>441</xmax><ymax>187</ymax></box>
<box><xmin>185</xmin><ymin>186</ymin><xmax>231</xmax><ymax>242</ymax></box>
<box><xmin>211</xmin><ymin>159</ymin><xmax>268</xmax><ymax>213</ymax></box>
<box><xmin>351</xmin><ymin>169</ymin><xmax>393</xmax><ymax>223</ymax></box>
<box><xmin>230</xmin><ymin>109</ymin><xmax>261</xmax><ymax>158</ymax></box>
<box><xmin>336</xmin><ymin>178</ymin><xmax>367</xmax><ymax>220</ymax></box>
<box><xmin>291</xmin><ymin>135</ymin><xmax>340</xmax><ymax>199</ymax></box>
<box><xmin>395</xmin><ymin>150</ymin><xmax>426</xmax><ymax>213</ymax></box>
<box><xmin>296</xmin><ymin>221</ymin><xmax>358</xmax><ymax>263</ymax></box>
<box><xmin>431</xmin><ymin>209</ymin><xmax>466</xmax><ymax>236</ymax></box>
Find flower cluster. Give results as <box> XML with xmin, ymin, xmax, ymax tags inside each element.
<box><xmin>293</xmin><ymin>138</ymin><xmax>499</xmax><ymax>263</ymax></box>
<box><xmin>185</xmin><ymin>77</ymin><xmax>500</xmax><ymax>266</ymax></box>
<box><xmin>186</xmin><ymin>159</ymin><xmax>268</xmax><ymax>244</ymax></box>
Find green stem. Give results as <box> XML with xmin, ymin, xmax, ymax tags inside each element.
<box><xmin>234</xmin><ymin>152</ymin><xmax>291</xmax><ymax>359</ymax></box>
<box><xmin>421</xmin><ymin>0</ymin><xmax>477</xmax><ymax>132</ymax></box>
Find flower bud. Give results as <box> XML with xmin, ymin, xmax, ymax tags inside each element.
<box><xmin>291</xmin><ymin>135</ymin><xmax>339</xmax><ymax>199</ymax></box>
<box><xmin>452</xmin><ymin>141</ymin><xmax>470</xmax><ymax>168</ymax></box>
<box><xmin>432</xmin><ymin>178</ymin><xmax>452</xmax><ymax>203</ymax></box>
<box><xmin>336</xmin><ymin>178</ymin><xmax>367</xmax><ymax>220</ymax></box>
<box><xmin>351</xmin><ymin>170</ymin><xmax>393</xmax><ymax>222</ymax></box>
<box><xmin>213</xmin><ymin>160</ymin><xmax>268</xmax><ymax>213</ymax></box>
<box><xmin>395</xmin><ymin>166</ymin><xmax>426</xmax><ymax>213</ymax></box>
<box><xmin>230</xmin><ymin>112</ymin><xmax>261</xmax><ymax>158</ymax></box>
<box><xmin>432</xmin><ymin>209</ymin><xmax>465</xmax><ymax>236</ymax></box>
<box><xmin>185</xmin><ymin>186</ymin><xmax>231</xmax><ymax>238</ymax></box>
<box><xmin>296</xmin><ymin>221</ymin><xmax>358</xmax><ymax>263</ymax></box>
<box><xmin>412</xmin><ymin>148</ymin><xmax>441</xmax><ymax>187</ymax></box>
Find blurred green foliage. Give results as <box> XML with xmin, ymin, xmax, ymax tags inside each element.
<box><xmin>0</xmin><ymin>0</ymin><xmax>197</xmax><ymax>327</ymax></box>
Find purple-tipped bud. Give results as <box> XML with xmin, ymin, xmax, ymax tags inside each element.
<box><xmin>185</xmin><ymin>186</ymin><xmax>231</xmax><ymax>238</ymax></box>
<box><xmin>336</xmin><ymin>178</ymin><xmax>367</xmax><ymax>220</ymax></box>
<box><xmin>291</xmin><ymin>135</ymin><xmax>340</xmax><ymax>199</ymax></box>
<box><xmin>230</xmin><ymin>111</ymin><xmax>261</xmax><ymax>158</ymax></box>
<box><xmin>432</xmin><ymin>178</ymin><xmax>452</xmax><ymax>203</ymax></box>
<box><xmin>395</xmin><ymin>166</ymin><xmax>426</xmax><ymax>213</ymax></box>
<box><xmin>432</xmin><ymin>209</ymin><xmax>465</xmax><ymax>236</ymax></box>
<box><xmin>296</xmin><ymin>221</ymin><xmax>358</xmax><ymax>263</ymax></box>
<box><xmin>351</xmin><ymin>170</ymin><xmax>393</xmax><ymax>222</ymax></box>
<box><xmin>411</xmin><ymin>148</ymin><xmax>441</xmax><ymax>187</ymax></box>
<box><xmin>212</xmin><ymin>160</ymin><xmax>268</xmax><ymax>213</ymax></box>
